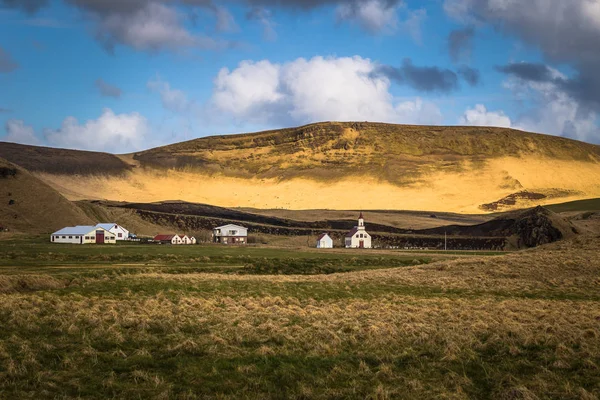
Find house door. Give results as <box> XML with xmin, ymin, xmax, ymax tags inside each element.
<box><xmin>96</xmin><ymin>230</ymin><xmax>105</xmax><ymax>244</ymax></box>
<box><xmin>359</xmin><ymin>240</ymin><xmax>364</xmax><ymax>248</ymax></box>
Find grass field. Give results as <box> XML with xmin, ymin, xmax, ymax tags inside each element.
<box><xmin>0</xmin><ymin>235</ymin><xmax>599</xmax><ymax>399</ymax></box>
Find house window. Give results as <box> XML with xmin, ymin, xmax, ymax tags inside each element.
<box><xmin>118</xmin><ymin>233</ymin><xmax>122</xmax><ymax>238</ymax></box>
<box><xmin>69</xmin><ymin>236</ymin><xmax>73</xmax><ymax>239</ymax></box>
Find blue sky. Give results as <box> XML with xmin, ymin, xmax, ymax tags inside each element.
<box><xmin>1</xmin><ymin>0</ymin><xmax>599</xmax><ymax>152</ymax></box>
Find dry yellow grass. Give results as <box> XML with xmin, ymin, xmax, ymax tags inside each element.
<box><xmin>0</xmin><ymin>236</ymin><xmax>599</xmax><ymax>398</ymax></box>
<box><xmin>33</xmin><ymin>156</ymin><xmax>600</xmax><ymax>213</ymax></box>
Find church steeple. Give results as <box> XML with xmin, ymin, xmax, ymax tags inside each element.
<box><xmin>358</xmin><ymin>212</ymin><xmax>364</xmax><ymax>228</ymax></box>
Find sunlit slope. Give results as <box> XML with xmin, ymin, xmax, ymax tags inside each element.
<box><xmin>3</xmin><ymin>122</ymin><xmax>600</xmax><ymax>213</ymax></box>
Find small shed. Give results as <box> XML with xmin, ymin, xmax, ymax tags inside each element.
<box><xmin>316</xmin><ymin>233</ymin><xmax>333</xmax><ymax>249</ymax></box>
<box><xmin>213</xmin><ymin>224</ymin><xmax>248</xmax><ymax>245</ymax></box>
<box><xmin>51</xmin><ymin>226</ymin><xmax>116</xmax><ymax>244</ymax></box>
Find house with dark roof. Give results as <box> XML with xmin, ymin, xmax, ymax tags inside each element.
<box><xmin>344</xmin><ymin>212</ymin><xmax>372</xmax><ymax>249</ymax></box>
<box><xmin>153</xmin><ymin>234</ymin><xmax>183</xmax><ymax>245</ymax></box>
<box><xmin>316</xmin><ymin>233</ymin><xmax>333</xmax><ymax>248</ymax></box>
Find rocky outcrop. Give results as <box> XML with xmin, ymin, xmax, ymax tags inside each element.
<box><xmin>514</xmin><ymin>206</ymin><xmax>578</xmax><ymax>247</ymax></box>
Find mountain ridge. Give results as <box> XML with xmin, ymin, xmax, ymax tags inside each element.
<box><xmin>1</xmin><ymin>122</ymin><xmax>599</xmax><ymax>213</ymax></box>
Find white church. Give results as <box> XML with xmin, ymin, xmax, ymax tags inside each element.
<box><xmin>345</xmin><ymin>212</ymin><xmax>372</xmax><ymax>249</ymax></box>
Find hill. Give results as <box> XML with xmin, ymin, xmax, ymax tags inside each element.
<box><xmin>0</xmin><ymin>142</ymin><xmax>131</xmax><ymax>175</ymax></box>
<box><xmin>0</xmin><ymin>157</ymin><xmax>93</xmax><ymax>233</ymax></box>
<box><xmin>2</xmin><ymin>122</ymin><xmax>600</xmax><ymax>212</ymax></box>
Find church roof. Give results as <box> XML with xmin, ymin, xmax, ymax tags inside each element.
<box><xmin>345</xmin><ymin>227</ymin><xmax>359</xmax><ymax>238</ymax></box>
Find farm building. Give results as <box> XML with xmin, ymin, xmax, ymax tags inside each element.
<box><xmin>316</xmin><ymin>233</ymin><xmax>333</xmax><ymax>248</ymax></box>
<box><xmin>51</xmin><ymin>226</ymin><xmax>116</xmax><ymax>244</ymax></box>
<box><xmin>95</xmin><ymin>223</ymin><xmax>130</xmax><ymax>241</ymax></box>
<box><xmin>153</xmin><ymin>234</ymin><xmax>195</xmax><ymax>245</ymax></box>
<box><xmin>213</xmin><ymin>224</ymin><xmax>248</xmax><ymax>245</ymax></box>
<box><xmin>178</xmin><ymin>234</ymin><xmax>197</xmax><ymax>245</ymax></box>
<box><xmin>345</xmin><ymin>212</ymin><xmax>372</xmax><ymax>249</ymax></box>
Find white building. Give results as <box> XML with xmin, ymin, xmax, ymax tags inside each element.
<box><xmin>316</xmin><ymin>233</ymin><xmax>333</xmax><ymax>248</ymax></box>
<box><xmin>153</xmin><ymin>234</ymin><xmax>183</xmax><ymax>244</ymax></box>
<box><xmin>51</xmin><ymin>226</ymin><xmax>116</xmax><ymax>244</ymax></box>
<box><xmin>345</xmin><ymin>212</ymin><xmax>372</xmax><ymax>249</ymax></box>
<box><xmin>213</xmin><ymin>224</ymin><xmax>248</xmax><ymax>245</ymax></box>
<box><xmin>96</xmin><ymin>223</ymin><xmax>130</xmax><ymax>241</ymax></box>
<box><xmin>152</xmin><ymin>234</ymin><xmax>196</xmax><ymax>245</ymax></box>
<box><xmin>179</xmin><ymin>234</ymin><xmax>196</xmax><ymax>244</ymax></box>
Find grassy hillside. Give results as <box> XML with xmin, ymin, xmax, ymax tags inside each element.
<box><xmin>0</xmin><ymin>236</ymin><xmax>598</xmax><ymax>398</ymax></box>
<box><xmin>0</xmin><ymin>141</ymin><xmax>131</xmax><ymax>176</ymax></box>
<box><xmin>135</xmin><ymin>122</ymin><xmax>600</xmax><ymax>182</ymax></box>
<box><xmin>0</xmin><ymin>158</ymin><xmax>93</xmax><ymax>233</ymax></box>
<box><xmin>2</xmin><ymin>122</ymin><xmax>600</xmax><ymax>212</ymax></box>
<box><xmin>546</xmin><ymin>197</ymin><xmax>600</xmax><ymax>212</ymax></box>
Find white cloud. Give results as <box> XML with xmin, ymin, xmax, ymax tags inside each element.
<box><xmin>95</xmin><ymin>2</ymin><xmax>219</xmax><ymax>52</ymax></box>
<box><xmin>443</xmin><ymin>0</ymin><xmax>600</xmax><ymax>143</ymax></box>
<box><xmin>3</xmin><ymin>120</ymin><xmax>41</xmax><ymax>145</ymax></box>
<box><xmin>395</xmin><ymin>98</ymin><xmax>443</xmax><ymax>125</ymax></box>
<box><xmin>459</xmin><ymin>104</ymin><xmax>512</xmax><ymax>128</ymax></box>
<box><xmin>246</xmin><ymin>7</ymin><xmax>277</xmax><ymax>41</ymax></box>
<box><xmin>147</xmin><ymin>78</ymin><xmax>193</xmax><ymax>113</ymax></box>
<box><xmin>459</xmin><ymin>76</ymin><xmax>599</xmax><ymax>143</ymax></box>
<box><xmin>44</xmin><ymin>108</ymin><xmax>149</xmax><ymax>153</ymax></box>
<box><xmin>336</xmin><ymin>0</ymin><xmax>402</xmax><ymax>34</ymax></box>
<box><xmin>212</xmin><ymin>60</ymin><xmax>283</xmax><ymax>121</ymax></box>
<box><xmin>399</xmin><ymin>8</ymin><xmax>427</xmax><ymax>44</ymax></box>
<box><xmin>214</xmin><ymin>6</ymin><xmax>238</xmax><ymax>33</ymax></box>
<box><xmin>211</xmin><ymin>56</ymin><xmax>442</xmax><ymax>126</ymax></box>
<box><xmin>504</xmin><ymin>74</ymin><xmax>599</xmax><ymax>143</ymax></box>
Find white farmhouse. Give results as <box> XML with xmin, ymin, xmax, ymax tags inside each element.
<box><xmin>316</xmin><ymin>233</ymin><xmax>333</xmax><ymax>248</ymax></box>
<box><xmin>344</xmin><ymin>212</ymin><xmax>372</xmax><ymax>249</ymax></box>
<box><xmin>51</xmin><ymin>226</ymin><xmax>116</xmax><ymax>244</ymax></box>
<box><xmin>96</xmin><ymin>223</ymin><xmax>130</xmax><ymax>241</ymax></box>
<box><xmin>213</xmin><ymin>224</ymin><xmax>248</xmax><ymax>245</ymax></box>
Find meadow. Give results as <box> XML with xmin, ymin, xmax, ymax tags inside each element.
<box><xmin>0</xmin><ymin>236</ymin><xmax>599</xmax><ymax>399</ymax></box>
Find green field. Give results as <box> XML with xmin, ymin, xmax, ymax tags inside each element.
<box><xmin>0</xmin><ymin>235</ymin><xmax>599</xmax><ymax>399</ymax></box>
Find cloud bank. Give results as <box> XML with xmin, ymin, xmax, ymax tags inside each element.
<box><xmin>211</xmin><ymin>56</ymin><xmax>442</xmax><ymax>126</ymax></box>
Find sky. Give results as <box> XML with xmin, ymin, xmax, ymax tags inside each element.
<box><xmin>1</xmin><ymin>0</ymin><xmax>600</xmax><ymax>153</ymax></box>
